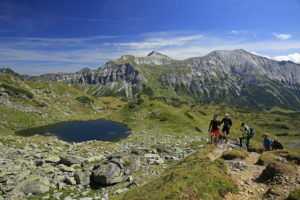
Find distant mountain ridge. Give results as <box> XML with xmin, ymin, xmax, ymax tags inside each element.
<box><xmin>1</xmin><ymin>49</ymin><xmax>300</xmax><ymax>110</ymax></box>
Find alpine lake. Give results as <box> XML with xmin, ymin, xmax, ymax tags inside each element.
<box><xmin>16</xmin><ymin>118</ymin><xmax>130</xmax><ymax>143</ymax></box>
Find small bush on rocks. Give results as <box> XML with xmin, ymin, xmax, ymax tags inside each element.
<box><xmin>221</xmin><ymin>149</ymin><xmax>248</xmax><ymax>160</ymax></box>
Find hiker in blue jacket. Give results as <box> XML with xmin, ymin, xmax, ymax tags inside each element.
<box><xmin>263</xmin><ymin>134</ymin><xmax>272</xmax><ymax>151</ymax></box>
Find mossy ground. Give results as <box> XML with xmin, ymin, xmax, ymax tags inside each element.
<box><xmin>221</xmin><ymin>149</ymin><xmax>249</xmax><ymax>160</ymax></box>
<box><xmin>257</xmin><ymin>152</ymin><xmax>282</xmax><ymax>165</ymax></box>
<box><xmin>112</xmin><ymin>146</ymin><xmax>238</xmax><ymax>200</ymax></box>
<box><xmin>288</xmin><ymin>188</ymin><xmax>300</xmax><ymax>200</ymax></box>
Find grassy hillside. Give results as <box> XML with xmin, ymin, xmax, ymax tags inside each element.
<box><xmin>1</xmin><ymin>72</ymin><xmax>300</xmax><ymax>149</ymax></box>
<box><xmin>113</xmin><ymin>146</ymin><xmax>238</xmax><ymax>200</ymax></box>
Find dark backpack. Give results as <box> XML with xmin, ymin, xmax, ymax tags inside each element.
<box><xmin>248</xmin><ymin>127</ymin><xmax>255</xmax><ymax>138</ymax></box>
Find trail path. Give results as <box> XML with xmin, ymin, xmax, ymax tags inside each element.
<box><xmin>207</xmin><ymin>139</ymin><xmax>299</xmax><ymax>200</ymax></box>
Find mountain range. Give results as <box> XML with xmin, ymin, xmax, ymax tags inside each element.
<box><xmin>1</xmin><ymin>49</ymin><xmax>300</xmax><ymax>110</ymax></box>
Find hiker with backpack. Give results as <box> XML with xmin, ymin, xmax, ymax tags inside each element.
<box><xmin>220</xmin><ymin>113</ymin><xmax>232</xmax><ymax>143</ymax></box>
<box><xmin>263</xmin><ymin>134</ymin><xmax>272</xmax><ymax>151</ymax></box>
<box><xmin>208</xmin><ymin>115</ymin><xmax>221</xmax><ymax>145</ymax></box>
<box><xmin>271</xmin><ymin>137</ymin><xmax>283</xmax><ymax>150</ymax></box>
<box><xmin>239</xmin><ymin>122</ymin><xmax>254</xmax><ymax>149</ymax></box>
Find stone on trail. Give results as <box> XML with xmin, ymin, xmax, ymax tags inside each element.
<box><xmin>232</xmin><ymin>161</ymin><xmax>248</xmax><ymax>170</ymax></box>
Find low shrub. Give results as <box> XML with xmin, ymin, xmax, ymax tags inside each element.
<box><xmin>288</xmin><ymin>188</ymin><xmax>300</xmax><ymax>200</ymax></box>
<box><xmin>75</xmin><ymin>96</ymin><xmax>94</xmax><ymax>104</ymax></box>
<box><xmin>221</xmin><ymin>149</ymin><xmax>248</xmax><ymax>160</ymax></box>
<box><xmin>0</xmin><ymin>83</ymin><xmax>33</xmax><ymax>99</ymax></box>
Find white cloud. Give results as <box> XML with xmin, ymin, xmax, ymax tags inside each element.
<box><xmin>110</xmin><ymin>34</ymin><xmax>204</xmax><ymax>49</ymax></box>
<box><xmin>230</xmin><ymin>30</ymin><xmax>245</xmax><ymax>35</ymax></box>
<box><xmin>2</xmin><ymin>31</ymin><xmax>300</xmax><ymax>75</ymax></box>
<box><xmin>272</xmin><ymin>32</ymin><xmax>293</xmax><ymax>40</ymax></box>
<box><xmin>273</xmin><ymin>53</ymin><xmax>300</xmax><ymax>63</ymax></box>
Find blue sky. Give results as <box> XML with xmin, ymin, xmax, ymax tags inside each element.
<box><xmin>1</xmin><ymin>0</ymin><xmax>300</xmax><ymax>75</ymax></box>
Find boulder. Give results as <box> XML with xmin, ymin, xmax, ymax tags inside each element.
<box><xmin>92</xmin><ymin>162</ymin><xmax>124</xmax><ymax>185</ymax></box>
<box><xmin>144</xmin><ymin>154</ymin><xmax>160</xmax><ymax>160</ymax></box>
<box><xmin>20</xmin><ymin>175</ymin><xmax>50</xmax><ymax>195</ymax></box>
<box><xmin>232</xmin><ymin>161</ymin><xmax>248</xmax><ymax>170</ymax></box>
<box><xmin>85</xmin><ymin>155</ymin><xmax>105</xmax><ymax>164</ymax></box>
<box><xmin>60</xmin><ymin>155</ymin><xmax>83</xmax><ymax>166</ymax></box>
<box><xmin>52</xmin><ymin>192</ymin><xmax>63</xmax><ymax>199</ymax></box>
<box><xmin>65</xmin><ymin>177</ymin><xmax>76</xmax><ymax>185</ymax></box>
<box><xmin>45</xmin><ymin>156</ymin><xmax>61</xmax><ymax>164</ymax></box>
<box><xmin>154</xmin><ymin>158</ymin><xmax>164</xmax><ymax>165</ymax></box>
<box><xmin>74</xmin><ymin>170</ymin><xmax>90</xmax><ymax>186</ymax></box>
<box><xmin>58</xmin><ymin>164</ymin><xmax>75</xmax><ymax>172</ymax></box>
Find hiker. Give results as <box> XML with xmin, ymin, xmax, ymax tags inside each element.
<box><xmin>208</xmin><ymin>115</ymin><xmax>220</xmax><ymax>145</ymax></box>
<box><xmin>220</xmin><ymin>113</ymin><xmax>232</xmax><ymax>142</ymax></box>
<box><xmin>263</xmin><ymin>134</ymin><xmax>272</xmax><ymax>151</ymax></box>
<box><xmin>239</xmin><ymin>122</ymin><xmax>254</xmax><ymax>149</ymax></box>
<box><xmin>271</xmin><ymin>137</ymin><xmax>283</xmax><ymax>150</ymax></box>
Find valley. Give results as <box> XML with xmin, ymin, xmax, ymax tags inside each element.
<box><xmin>1</xmin><ymin>50</ymin><xmax>300</xmax><ymax>200</ymax></box>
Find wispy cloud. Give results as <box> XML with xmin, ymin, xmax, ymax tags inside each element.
<box><xmin>1</xmin><ymin>31</ymin><xmax>300</xmax><ymax>75</ymax></box>
<box><xmin>108</xmin><ymin>34</ymin><xmax>204</xmax><ymax>49</ymax></box>
<box><xmin>230</xmin><ymin>30</ymin><xmax>245</xmax><ymax>35</ymax></box>
<box><xmin>48</xmin><ymin>16</ymin><xmax>142</xmax><ymax>25</ymax></box>
<box><xmin>272</xmin><ymin>32</ymin><xmax>293</xmax><ymax>40</ymax></box>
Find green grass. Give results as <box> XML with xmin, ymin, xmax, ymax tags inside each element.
<box><xmin>287</xmin><ymin>188</ymin><xmax>300</xmax><ymax>200</ymax></box>
<box><xmin>221</xmin><ymin>149</ymin><xmax>248</xmax><ymax>160</ymax></box>
<box><xmin>257</xmin><ymin>153</ymin><xmax>281</xmax><ymax>165</ymax></box>
<box><xmin>113</xmin><ymin>146</ymin><xmax>238</xmax><ymax>200</ymax></box>
<box><xmin>0</xmin><ymin>83</ymin><xmax>33</xmax><ymax>99</ymax></box>
<box><xmin>75</xmin><ymin>95</ymin><xmax>94</xmax><ymax>104</ymax></box>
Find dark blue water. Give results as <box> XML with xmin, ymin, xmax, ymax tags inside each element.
<box><xmin>16</xmin><ymin>119</ymin><xmax>130</xmax><ymax>143</ymax></box>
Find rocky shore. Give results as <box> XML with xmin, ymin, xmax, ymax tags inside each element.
<box><xmin>0</xmin><ymin>133</ymin><xmax>204</xmax><ymax>200</ymax></box>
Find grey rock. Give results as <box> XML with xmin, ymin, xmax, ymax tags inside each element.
<box><xmin>20</xmin><ymin>177</ymin><xmax>50</xmax><ymax>195</ymax></box>
<box><xmin>45</xmin><ymin>156</ymin><xmax>61</xmax><ymax>164</ymax></box>
<box><xmin>154</xmin><ymin>158</ymin><xmax>165</xmax><ymax>165</ymax></box>
<box><xmin>60</xmin><ymin>155</ymin><xmax>83</xmax><ymax>166</ymax></box>
<box><xmin>74</xmin><ymin>170</ymin><xmax>90</xmax><ymax>186</ymax></box>
<box><xmin>144</xmin><ymin>154</ymin><xmax>160</xmax><ymax>160</ymax></box>
<box><xmin>0</xmin><ymin>176</ymin><xmax>7</xmax><ymax>183</ymax></box>
<box><xmin>232</xmin><ymin>161</ymin><xmax>248</xmax><ymax>170</ymax></box>
<box><xmin>92</xmin><ymin>162</ymin><xmax>124</xmax><ymax>185</ymax></box>
<box><xmin>65</xmin><ymin>177</ymin><xmax>76</xmax><ymax>185</ymax></box>
<box><xmin>113</xmin><ymin>188</ymin><xmax>128</xmax><ymax>195</ymax></box>
<box><xmin>58</xmin><ymin>164</ymin><xmax>75</xmax><ymax>172</ymax></box>
<box><xmin>53</xmin><ymin>192</ymin><xmax>63</xmax><ymax>199</ymax></box>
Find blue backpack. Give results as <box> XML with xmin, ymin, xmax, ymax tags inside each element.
<box><xmin>248</xmin><ymin>127</ymin><xmax>255</xmax><ymax>138</ymax></box>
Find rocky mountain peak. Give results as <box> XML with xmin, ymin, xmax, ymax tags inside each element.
<box><xmin>76</xmin><ymin>67</ymin><xmax>92</xmax><ymax>74</ymax></box>
<box><xmin>147</xmin><ymin>51</ymin><xmax>170</xmax><ymax>59</ymax></box>
<box><xmin>0</xmin><ymin>68</ymin><xmax>18</xmax><ymax>75</ymax></box>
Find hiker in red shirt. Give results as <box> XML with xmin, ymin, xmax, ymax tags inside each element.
<box><xmin>208</xmin><ymin>115</ymin><xmax>221</xmax><ymax>145</ymax></box>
